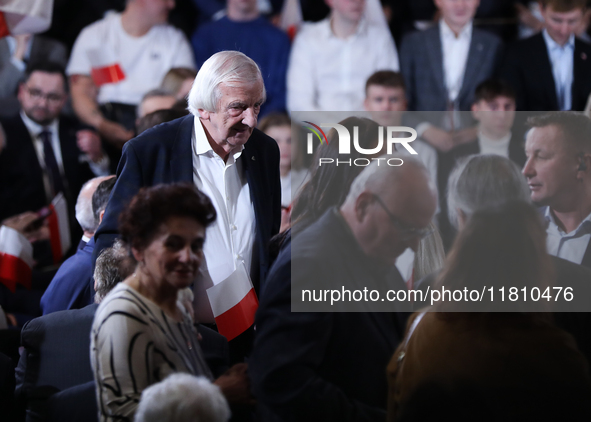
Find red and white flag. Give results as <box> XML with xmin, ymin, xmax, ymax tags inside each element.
<box><xmin>207</xmin><ymin>263</ymin><xmax>258</xmax><ymax>341</ymax></box>
<box><xmin>87</xmin><ymin>47</ymin><xmax>125</xmax><ymax>87</ymax></box>
<box><xmin>0</xmin><ymin>226</ymin><xmax>34</xmax><ymax>292</ymax></box>
<box><xmin>0</xmin><ymin>0</ymin><xmax>53</xmax><ymax>38</ymax></box>
<box><xmin>47</xmin><ymin>193</ymin><xmax>71</xmax><ymax>264</ymax></box>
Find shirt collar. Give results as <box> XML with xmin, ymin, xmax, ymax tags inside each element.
<box><xmin>543</xmin><ymin>29</ymin><xmax>575</xmax><ymax>52</ymax></box>
<box><xmin>478</xmin><ymin>130</ymin><xmax>512</xmax><ymax>147</ymax></box>
<box><xmin>20</xmin><ymin>110</ymin><xmax>58</xmax><ymax>138</ymax></box>
<box><xmin>325</xmin><ymin>15</ymin><xmax>368</xmax><ymax>40</ymax></box>
<box><xmin>193</xmin><ymin>116</ymin><xmax>244</xmax><ymax>161</ymax></box>
<box><xmin>439</xmin><ymin>19</ymin><xmax>472</xmax><ymax>41</ymax></box>
<box><xmin>544</xmin><ymin>206</ymin><xmax>591</xmax><ymax>236</ymax></box>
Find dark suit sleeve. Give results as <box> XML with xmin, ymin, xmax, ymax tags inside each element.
<box><xmin>251</xmin><ymin>254</ymin><xmax>386</xmax><ymax>422</ymax></box>
<box><xmin>499</xmin><ymin>43</ymin><xmax>526</xmax><ymax>111</ymax></box>
<box><xmin>92</xmin><ymin>142</ymin><xmax>144</xmax><ymax>264</ymax></box>
<box><xmin>399</xmin><ymin>34</ymin><xmax>417</xmax><ymax>112</ymax></box>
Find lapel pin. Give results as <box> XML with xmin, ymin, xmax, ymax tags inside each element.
<box><xmin>582</xmin><ymin>52</ymin><xmax>587</xmax><ymax>60</ymax></box>
<box><xmin>251</xmin><ymin>156</ymin><xmax>256</xmax><ymax>161</ymax></box>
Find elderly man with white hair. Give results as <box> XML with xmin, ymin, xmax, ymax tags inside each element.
<box><xmin>251</xmin><ymin>156</ymin><xmax>437</xmax><ymax>422</ymax></box>
<box><xmin>93</xmin><ymin>50</ymin><xmax>281</xmax><ymax>360</ymax></box>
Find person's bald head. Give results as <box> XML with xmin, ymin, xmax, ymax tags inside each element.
<box><xmin>76</xmin><ymin>176</ymin><xmax>115</xmax><ymax>237</ymax></box>
<box><xmin>341</xmin><ymin>156</ymin><xmax>437</xmax><ymax>264</ymax></box>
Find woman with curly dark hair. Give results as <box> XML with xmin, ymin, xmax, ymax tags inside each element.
<box><xmin>90</xmin><ymin>184</ymin><xmax>222</xmax><ymax>421</ymax></box>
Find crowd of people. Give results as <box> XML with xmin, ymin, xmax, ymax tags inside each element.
<box><xmin>2</xmin><ymin>0</ymin><xmax>591</xmax><ymax>420</ymax></box>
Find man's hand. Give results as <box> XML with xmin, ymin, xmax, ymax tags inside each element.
<box><xmin>214</xmin><ymin>363</ymin><xmax>256</xmax><ymax>406</ymax></box>
<box><xmin>2</xmin><ymin>212</ymin><xmax>38</xmax><ymax>234</ymax></box>
<box><xmin>515</xmin><ymin>3</ymin><xmax>544</xmax><ymax>32</ymax></box>
<box><xmin>422</xmin><ymin>126</ymin><xmax>455</xmax><ymax>152</ymax></box>
<box><xmin>97</xmin><ymin>119</ymin><xmax>134</xmax><ymax>148</ymax></box>
<box><xmin>77</xmin><ymin>129</ymin><xmax>104</xmax><ymax>162</ymax></box>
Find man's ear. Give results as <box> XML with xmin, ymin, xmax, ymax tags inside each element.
<box><xmin>99</xmin><ymin>209</ymin><xmax>106</xmax><ymax>225</ymax></box>
<box><xmin>471</xmin><ymin>102</ymin><xmax>480</xmax><ymax>121</ymax></box>
<box><xmin>354</xmin><ymin>191</ymin><xmax>374</xmax><ymax>222</ymax></box>
<box><xmin>576</xmin><ymin>153</ymin><xmax>591</xmax><ymax>179</ymax></box>
<box><xmin>199</xmin><ymin>109</ymin><xmax>210</xmax><ymax>120</ymax></box>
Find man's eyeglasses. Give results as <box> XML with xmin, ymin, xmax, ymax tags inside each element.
<box><xmin>372</xmin><ymin>194</ymin><xmax>434</xmax><ymax>240</ymax></box>
<box><xmin>24</xmin><ymin>86</ymin><xmax>65</xmax><ymax>104</ymax></box>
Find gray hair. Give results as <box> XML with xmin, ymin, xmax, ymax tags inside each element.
<box><xmin>447</xmin><ymin>154</ymin><xmax>531</xmax><ymax>229</ymax></box>
<box><xmin>187</xmin><ymin>51</ymin><xmax>265</xmax><ymax>115</ymax></box>
<box><xmin>342</xmin><ymin>154</ymin><xmax>433</xmax><ymax>207</ymax></box>
<box><xmin>94</xmin><ymin>239</ymin><xmax>131</xmax><ymax>303</ymax></box>
<box><xmin>75</xmin><ymin>178</ymin><xmax>100</xmax><ymax>233</ymax></box>
<box><xmin>134</xmin><ymin>374</ymin><xmax>230</xmax><ymax>422</ymax></box>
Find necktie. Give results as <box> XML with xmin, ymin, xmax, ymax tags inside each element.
<box><xmin>39</xmin><ymin>130</ymin><xmax>65</xmax><ymax>196</ymax></box>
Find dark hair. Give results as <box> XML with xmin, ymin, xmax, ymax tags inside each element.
<box><xmin>136</xmin><ymin>108</ymin><xmax>189</xmax><ymax>134</ymax></box>
<box><xmin>527</xmin><ymin>111</ymin><xmax>591</xmax><ymax>153</ymax></box>
<box><xmin>291</xmin><ymin>117</ymin><xmax>381</xmax><ymax>230</ymax></box>
<box><xmin>365</xmin><ymin>70</ymin><xmax>406</xmax><ymax>94</ymax></box>
<box><xmin>92</xmin><ymin>177</ymin><xmax>116</xmax><ymax>227</ymax></box>
<box><xmin>473</xmin><ymin>79</ymin><xmax>516</xmax><ymax>104</ymax></box>
<box><xmin>435</xmin><ymin>201</ymin><xmax>553</xmax><ymax>312</ymax></box>
<box><xmin>24</xmin><ymin>61</ymin><xmax>68</xmax><ymax>91</ymax></box>
<box><xmin>258</xmin><ymin>112</ymin><xmax>291</xmax><ymax>133</ymax></box>
<box><xmin>119</xmin><ymin>184</ymin><xmax>216</xmax><ymax>252</ymax></box>
<box><xmin>540</xmin><ymin>0</ymin><xmax>586</xmax><ymax>12</ymax></box>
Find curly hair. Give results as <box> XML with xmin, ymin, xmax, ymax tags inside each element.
<box><xmin>118</xmin><ymin>184</ymin><xmax>216</xmax><ymax>252</ymax></box>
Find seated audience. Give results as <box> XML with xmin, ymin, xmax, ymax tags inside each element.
<box><xmin>40</xmin><ymin>176</ymin><xmax>116</xmax><ymax>315</ymax></box>
<box><xmin>388</xmin><ymin>201</ymin><xmax>591</xmax><ymax>421</ymax></box>
<box><xmin>134</xmin><ymin>374</ymin><xmax>230</xmax><ymax>422</ymax></box>
<box><xmin>66</xmin><ymin>0</ymin><xmax>195</xmax><ymax>148</ymax></box>
<box><xmin>502</xmin><ymin>0</ymin><xmax>591</xmax><ymax>111</ymax></box>
<box><xmin>0</xmin><ymin>62</ymin><xmax>109</xmax><ymax>252</ymax></box>
<box><xmin>287</xmin><ymin>0</ymin><xmax>399</xmax><ymax>112</ymax></box>
<box><xmin>400</xmin><ymin>0</ymin><xmax>502</xmax><ymax>152</ymax></box>
<box><xmin>192</xmin><ymin>0</ymin><xmax>290</xmax><ymax>116</ymax></box>
<box><xmin>258</xmin><ymin>113</ymin><xmax>308</xmax><ymax>208</ymax></box>
<box><xmin>92</xmin><ymin>184</ymin><xmax>253</xmax><ymax>421</ymax></box>
<box><xmin>161</xmin><ymin>67</ymin><xmax>197</xmax><ymax>101</ymax></box>
<box><xmin>522</xmin><ymin>112</ymin><xmax>591</xmax><ymax>269</ymax></box>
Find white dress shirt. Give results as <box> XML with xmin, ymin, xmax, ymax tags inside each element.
<box><xmin>542</xmin><ymin>30</ymin><xmax>574</xmax><ymax>111</ymax></box>
<box><xmin>287</xmin><ymin>17</ymin><xmax>399</xmax><ymax>112</ymax></box>
<box><xmin>191</xmin><ymin>117</ymin><xmax>256</xmax><ymax>323</ymax></box>
<box><xmin>478</xmin><ymin>131</ymin><xmax>512</xmax><ymax>157</ymax></box>
<box><xmin>545</xmin><ymin>207</ymin><xmax>591</xmax><ymax>265</ymax></box>
<box><xmin>440</xmin><ymin>20</ymin><xmax>472</xmax><ymax>103</ymax></box>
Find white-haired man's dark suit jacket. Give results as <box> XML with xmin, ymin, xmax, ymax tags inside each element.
<box><xmin>400</xmin><ymin>24</ymin><xmax>503</xmax><ymax>112</ymax></box>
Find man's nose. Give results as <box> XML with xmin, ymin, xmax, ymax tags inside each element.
<box><xmin>522</xmin><ymin>157</ymin><xmax>534</xmax><ymax>177</ymax></box>
<box><xmin>242</xmin><ymin>107</ymin><xmax>257</xmax><ymax>127</ymax></box>
<box><xmin>178</xmin><ymin>245</ymin><xmax>192</xmax><ymax>262</ymax></box>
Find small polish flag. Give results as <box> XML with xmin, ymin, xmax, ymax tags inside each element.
<box><xmin>47</xmin><ymin>193</ymin><xmax>71</xmax><ymax>264</ymax></box>
<box><xmin>0</xmin><ymin>226</ymin><xmax>34</xmax><ymax>292</ymax></box>
<box><xmin>0</xmin><ymin>0</ymin><xmax>53</xmax><ymax>37</ymax></box>
<box><xmin>207</xmin><ymin>263</ymin><xmax>258</xmax><ymax>341</ymax></box>
<box><xmin>87</xmin><ymin>48</ymin><xmax>125</xmax><ymax>87</ymax></box>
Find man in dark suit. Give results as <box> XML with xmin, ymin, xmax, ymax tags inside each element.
<box><xmin>501</xmin><ymin>0</ymin><xmax>591</xmax><ymax>111</ymax></box>
<box><xmin>40</xmin><ymin>176</ymin><xmax>115</xmax><ymax>315</ymax></box>
<box><xmin>0</xmin><ymin>62</ymin><xmax>109</xmax><ymax>254</ymax></box>
<box><xmin>400</xmin><ymin>0</ymin><xmax>503</xmax><ymax>152</ymax></box>
<box><xmin>94</xmin><ymin>51</ymin><xmax>281</xmax><ymax>357</ymax></box>
<box><xmin>250</xmin><ymin>157</ymin><xmax>437</xmax><ymax>422</ymax></box>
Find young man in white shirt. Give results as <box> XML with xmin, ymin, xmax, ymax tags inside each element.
<box><xmin>287</xmin><ymin>0</ymin><xmax>399</xmax><ymax>113</ymax></box>
<box><xmin>67</xmin><ymin>0</ymin><xmax>195</xmax><ymax>149</ymax></box>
